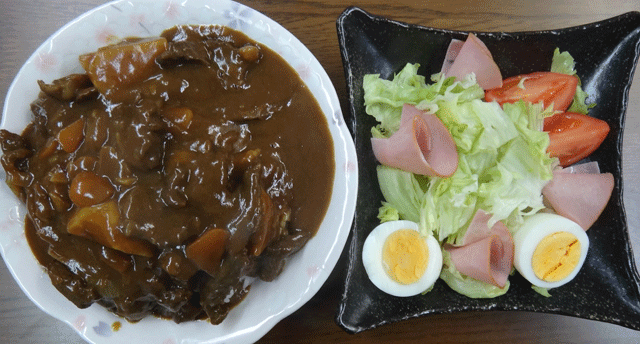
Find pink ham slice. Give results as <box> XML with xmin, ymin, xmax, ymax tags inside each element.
<box><xmin>441</xmin><ymin>39</ymin><xmax>464</xmax><ymax>76</ymax></box>
<box><xmin>542</xmin><ymin>169</ymin><xmax>614</xmax><ymax>230</ymax></box>
<box><xmin>371</xmin><ymin>104</ymin><xmax>458</xmax><ymax>177</ymax></box>
<box><xmin>441</xmin><ymin>33</ymin><xmax>503</xmax><ymax>90</ymax></box>
<box><xmin>445</xmin><ymin>209</ymin><xmax>514</xmax><ymax>288</ymax></box>
<box><xmin>559</xmin><ymin>161</ymin><xmax>600</xmax><ymax>174</ymax></box>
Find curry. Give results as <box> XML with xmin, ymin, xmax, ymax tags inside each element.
<box><xmin>0</xmin><ymin>25</ymin><xmax>334</xmax><ymax>324</ymax></box>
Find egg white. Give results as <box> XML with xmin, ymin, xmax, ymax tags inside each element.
<box><xmin>362</xmin><ymin>220</ymin><xmax>443</xmax><ymax>297</ymax></box>
<box><xmin>514</xmin><ymin>213</ymin><xmax>589</xmax><ymax>289</ymax></box>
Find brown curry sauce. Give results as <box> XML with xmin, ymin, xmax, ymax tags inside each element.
<box><xmin>0</xmin><ymin>25</ymin><xmax>334</xmax><ymax>324</ymax></box>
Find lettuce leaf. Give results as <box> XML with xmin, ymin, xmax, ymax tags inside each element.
<box><xmin>422</xmin><ymin>99</ymin><xmax>553</xmax><ymax>242</ymax></box>
<box><xmin>567</xmin><ymin>84</ymin><xmax>593</xmax><ymax>114</ymax></box>
<box><xmin>429</xmin><ymin>98</ymin><xmax>518</xmax><ymax>156</ymax></box>
<box><xmin>363</xmin><ymin>64</ymin><xmax>433</xmax><ymax>136</ymax></box>
<box><xmin>377</xmin><ymin>202</ymin><xmax>400</xmax><ymax>222</ymax></box>
<box><xmin>376</xmin><ymin>165</ymin><xmax>428</xmax><ymax>224</ymax></box>
<box><xmin>532</xmin><ymin>285</ymin><xmax>551</xmax><ymax>297</ymax></box>
<box><xmin>476</xmin><ymin>102</ymin><xmax>556</xmax><ymax>229</ymax></box>
<box><xmin>420</xmin><ymin>156</ymin><xmax>479</xmax><ymax>242</ymax></box>
<box><xmin>549</xmin><ymin>48</ymin><xmax>576</xmax><ymax>75</ymax></box>
<box><xmin>363</xmin><ymin>63</ymin><xmax>484</xmax><ymax>137</ymax></box>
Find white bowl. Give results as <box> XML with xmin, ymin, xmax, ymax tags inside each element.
<box><xmin>0</xmin><ymin>0</ymin><xmax>358</xmax><ymax>343</ymax></box>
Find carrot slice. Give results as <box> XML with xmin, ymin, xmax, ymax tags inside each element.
<box><xmin>67</xmin><ymin>201</ymin><xmax>153</xmax><ymax>257</ymax></box>
<box><xmin>57</xmin><ymin>118</ymin><xmax>85</xmax><ymax>153</ymax></box>
<box><xmin>38</xmin><ymin>137</ymin><xmax>59</xmax><ymax>159</ymax></box>
<box><xmin>185</xmin><ymin>228</ymin><xmax>230</xmax><ymax>275</ymax></box>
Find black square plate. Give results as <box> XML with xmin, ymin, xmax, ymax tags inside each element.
<box><xmin>335</xmin><ymin>6</ymin><xmax>640</xmax><ymax>333</ymax></box>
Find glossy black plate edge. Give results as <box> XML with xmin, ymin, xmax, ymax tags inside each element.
<box><xmin>335</xmin><ymin>6</ymin><xmax>640</xmax><ymax>334</ymax></box>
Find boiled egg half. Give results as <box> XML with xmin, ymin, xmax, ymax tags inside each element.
<box><xmin>514</xmin><ymin>213</ymin><xmax>589</xmax><ymax>289</ymax></box>
<box><xmin>362</xmin><ymin>220</ymin><xmax>442</xmax><ymax>297</ymax></box>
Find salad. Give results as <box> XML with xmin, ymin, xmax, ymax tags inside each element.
<box><xmin>360</xmin><ymin>33</ymin><xmax>614</xmax><ymax>298</ymax></box>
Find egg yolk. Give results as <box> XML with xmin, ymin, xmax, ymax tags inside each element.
<box><xmin>382</xmin><ymin>229</ymin><xmax>428</xmax><ymax>284</ymax></box>
<box><xmin>532</xmin><ymin>231</ymin><xmax>581</xmax><ymax>282</ymax></box>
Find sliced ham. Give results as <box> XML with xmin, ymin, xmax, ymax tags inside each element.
<box><xmin>441</xmin><ymin>39</ymin><xmax>464</xmax><ymax>76</ymax></box>
<box><xmin>371</xmin><ymin>104</ymin><xmax>458</xmax><ymax>177</ymax></box>
<box><xmin>542</xmin><ymin>169</ymin><xmax>614</xmax><ymax>230</ymax></box>
<box><xmin>441</xmin><ymin>33</ymin><xmax>503</xmax><ymax>90</ymax></box>
<box><xmin>445</xmin><ymin>209</ymin><xmax>514</xmax><ymax>288</ymax></box>
<box><xmin>557</xmin><ymin>161</ymin><xmax>600</xmax><ymax>174</ymax></box>
<box><xmin>458</xmin><ymin>209</ymin><xmax>493</xmax><ymax>246</ymax></box>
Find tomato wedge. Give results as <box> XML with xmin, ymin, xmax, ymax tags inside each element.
<box><xmin>485</xmin><ymin>72</ymin><xmax>579</xmax><ymax>112</ymax></box>
<box><xmin>543</xmin><ymin>112</ymin><xmax>610</xmax><ymax>167</ymax></box>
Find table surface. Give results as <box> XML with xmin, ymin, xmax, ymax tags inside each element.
<box><xmin>2</xmin><ymin>0</ymin><xmax>640</xmax><ymax>343</ymax></box>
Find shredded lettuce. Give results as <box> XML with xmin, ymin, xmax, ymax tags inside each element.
<box><xmin>377</xmin><ymin>202</ymin><xmax>400</xmax><ymax>222</ymax></box>
<box><xmin>420</xmin><ymin>157</ymin><xmax>479</xmax><ymax>242</ymax></box>
<box><xmin>532</xmin><ymin>285</ymin><xmax>551</xmax><ymax>297</ymax></box>
<box><xmin>549</xmin><ymin>48</ymin><xmax>577</xmax><ymax>75</ymax></box>
<box><xmin>423</xmin><ymin>96</ymin><xmax>554</xmax><ymax>243</ymax></box>
<box><xmin>363</xmin><ymin>64</ymin><xmax>433</xmax><ymax>136</ymax></box>
<box><xmin>427</xmin><ymin>97</ymin><xmax>518</xmax><ymax>155</ymax></box>
<box><xmin>376</xmin><ymin>165</ymin><xmax>428</xmax><ymax>224</ymax></box>
<box><xmin>550</xmin><ymin>48</ymin><xmax>594</xmax><ymax>114</ymax></box>
<box><xmin>364</xmin><ymin>64</ymin><xmax>484</xmax><ymax>138</ymax></box>
<box><xmin>567</xmin><ymin>85</ymin><xmax>593</xmax><ymax>114</ymax></box>
<box><xmin>476</xmin><ymin>101</ymin><xmax>556</xmax><ymax>230</ymax></box>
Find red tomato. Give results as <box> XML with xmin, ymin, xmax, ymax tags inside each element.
<box><xmin>485</xmin><ymin>72</ymin><xmax>579</xmax><ymax>112</ymax></box>
<box><xmin>543</xmin><ymin>112</ymin><xmax>610</xmax><ymax>167</ymax></box>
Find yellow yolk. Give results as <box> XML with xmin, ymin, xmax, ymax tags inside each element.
<box><xmin>531</xmin><ymin>231</ymin><xmax>581</xmax><ymax>282</ymax></box>
<box><xmin>382</xmin><ymin>229</ymin><xmax>429</xmax><ymax>284</ymax></box>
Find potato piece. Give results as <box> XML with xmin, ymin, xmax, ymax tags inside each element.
<box><xmin>68</xmin><ymin>171</ymin><xmax>115</xmax><ymax>207</ymax></box>
<box><xmin>185</xmin><ymin>228</ymin><xmax>229</xmax><ymax>276</ymax></box>
<box><xmin>57</xmin><ymin>118</ymin><xmax>84</xmax><ymax>153</ymax></box>
<box><xmin>38</xmin><ymin>137</ymin><xmax>59</xmax><ymax>160</ymax></box>
<box><xmin>46</xmin><ymin>167</ymin><xmax>68</xmax><ymax>184</ymax></box>
<box><xmin>80</xmin><ymin>37</ymin><xmax>167</xmax><ymax>98</ymax></box>
<box><xmin>67</xmin><ymin>201</ymin><xmax>153</xmax><ymax>257</ymax></box>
